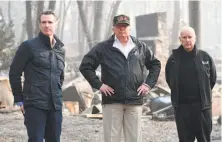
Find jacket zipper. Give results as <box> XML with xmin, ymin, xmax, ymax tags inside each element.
<box><xmin>112</xmin><ymin>47</ymin><xmax>137</xmax><ymax>104</ymax></box>
<box><xmin>125</xmin><ymin>49</ymin><xmax>136</xmax><ymax>103</ymax></box>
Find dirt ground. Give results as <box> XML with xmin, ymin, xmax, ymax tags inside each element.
<box><xmin>0</xmin><ymin>111</ymin><xmax>221</xmax><ymax>142</ymax></box>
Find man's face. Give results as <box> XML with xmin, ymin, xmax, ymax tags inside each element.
<box><xmin>113</xmin><ymin>24</ymin><xmax>130</xmax><ymax>38</ymax></box>
<box><xmin>179</xmin><ymin>29</ymin><xmax>196</xmax><ymax>52</ymax></box>
<box><xmin>39</xmin><ymin>14</ymin><xmax>57</xmax><ymax>37</ymax></box>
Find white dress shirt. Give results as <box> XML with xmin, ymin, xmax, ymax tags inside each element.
<box><xmin>113</xmin><ymin>36</ymin><xmax>135</xmax><ymax>59</ymax></box>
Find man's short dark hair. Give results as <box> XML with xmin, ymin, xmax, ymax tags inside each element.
<box><xmin>38</xmin><ymin>10</ymin><xmax>58</xmax><ymax>23</ymax></box>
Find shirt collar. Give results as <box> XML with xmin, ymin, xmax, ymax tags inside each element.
<box><xmin>52</xmin><ymin>38</ymin><xmax>57</xmax><ymax>47</ymax></box>
<box><xmin>114</xmin><ymin>35</ymin><xmax>133</xmax><ymax>44</ymax></box>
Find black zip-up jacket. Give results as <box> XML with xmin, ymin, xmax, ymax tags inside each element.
<box><xmin>79</xmin><ymin>35</ymin><xmax>161</xmax><ymax>105</ymax></box>
<box><xmin>9</xmin><ymin>32</ymin><xmax>65</xmax><ymax>110</ymax></box>
<box><xmin>165</xmin><ymin>45</ymin><xmax>217</xmax><ymax>110</ymax></box>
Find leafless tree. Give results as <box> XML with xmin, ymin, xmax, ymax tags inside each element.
<box><xmin>26</xmin><ymin>1</ymin><xmax>33</xmax><ymax>39</ymax></box>
<box><xmin>56</xmin><ymin>1</ymin><xmax>63</xmax><ymax>37</ymax></box>
<box><xmin>92</xmin><ymin>1</ymin><xmax>104</xmax><ymax>44</ymax></box>
<box><xmin>77</xmin><ymin>1</ymin><xmax>121</xmax><ymax>49</ymax></box>
<box><xmin>60</xmin><ymin>1</ymin><xmax>71</xmax><ymax>41</ymax></box>
<box><xmin>189</xmin><ymin>1</ymin><xmax>201</xmax><ymax>47</ymax></box>
<box><xmin>104</xmin><ymin>1</ymin><xmax>121</xmax><ymax>38</ymax></box>
<box><xmin>34</xmin><ymin>1</ymin><xmax>44</xmax><ymax>36</ymax></box>
<box><xmin>48</xmin><ymin>1</ymin><xmax>56</xmax><ymax>11</ymax></box>
<box><xmin>77</xmin><ymin>1</ymin><xmax>94</xmax><ymax>49</ymax></box>
<box><xmin>169</xmin><ymin>1</ymin><xmax>180</xmax><ymax>54</ymax></box>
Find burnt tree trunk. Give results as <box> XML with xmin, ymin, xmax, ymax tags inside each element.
<box><xmin>26</xmin><ymin>1</ymin><xmax>33</xmax><ymax>39</ymax></box>
<box><xmin>169</xmin><ymin>1</ymin><xmax>180</xmax><ymax>54</ymax></box>
<box><xmin>92</xmin><ymin>1</ymin><xmax>104</xmax><ymax>45</ymax></box>
<box><xmin>105</xmin><ymin>1</ymin><xmax>121</xmax><ymax>38</ymax></box>
<box><xmin>77</xmin><ymin>1</ymin><xmax>94</xmax><ymax>49</ymax></box>
<box><xmin>35</xmin><ymin>1</ymin><xmax>44</xmax><ymax>36</ymax></box>
<box><xmin>48</xmin><ymin>1</ymin><xmax>56</xmax><ymax>11</ymax></box>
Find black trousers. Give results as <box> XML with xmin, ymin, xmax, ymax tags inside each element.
<box><xmin>24</xmin><ymin>106</ymin><xmax>62</xmax><ymax>142</ymax></box>
<box><xmin>174</xmin><ymin>103</ymin><xmax>212</xmax><ymax>142</ymax></box>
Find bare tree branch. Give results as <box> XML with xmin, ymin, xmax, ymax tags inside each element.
<box><xmin>169</xmin><ymin>1</ymin><xmax>180</xmax><ymax>54</ymax></box>
<box><xmin>48</xmin><ymin>1</ymin><xmax>56</xmax><ymax>11</ymax></box>
<box><xmin>60</xmin><ymin>0</ymin><xmax>71</xmax><ymax>41</ymax></box>
<box><xmin>26</xmin><ymin>1</ymin><xmax>33</xmax><ymax>39</ymax></box>
<box><xmin>105</xmin><ymin>1</ymin><xmax>121</xmax><ymax>38</ymax></box>
<box><xmin>35</xmin><ymin>1</ymin><xmax>44</xmax><ymax>36</ymax></box>
<box><xmin>56</xmin><ymin>1</ymin><xmax>63</xmax><ymax>37</ymax></box>
<box><xmin>77</xmin><ymin>1</ymin><xmax>93</xmax><ymax>49</ymax></box>
<box><xmin>93</xmin><ymin>1</ymin><xmax>104</xmax><ymax>43</ymax></box>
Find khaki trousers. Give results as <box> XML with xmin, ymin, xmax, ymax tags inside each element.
<box><xmin>102</xmin><ymin>104</ymin><xmax>142</xmax><ymax>142</ymax></box>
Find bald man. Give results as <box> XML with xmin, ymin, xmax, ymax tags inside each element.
<box><xmin>165</xmin><ymin>26</ymin><xmax>217</xmax><ymax>142</ymax></box>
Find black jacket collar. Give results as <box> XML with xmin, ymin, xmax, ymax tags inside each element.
<box><xmin>173</xmin><ymin>44</ymin><xmax>198</xmax><ymax>57</ymax></box>
<box><xmin>38</xmin><ymin>32</ymin><xmax>64</xmax><ymax>48</ymax></box>
<box><xmin>106</xmin><ymin>34</ymin><xmax>140</xmax><ymax>47</ymax></box>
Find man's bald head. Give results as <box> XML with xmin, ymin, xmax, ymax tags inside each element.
<box><xmin>179</xmin><ymin>26</ymin><xmax>196</xmax><ymax>52</ymax></box>
<box><xmin>179</xmin><ymin>26</ymin><xmax>196</xmax><ymax>37</ymax></box>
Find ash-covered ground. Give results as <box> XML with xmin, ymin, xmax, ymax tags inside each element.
<box><xmin>0</xmin><ymin>111</ymin><xmax>220</xmax><ymax>142</ymax></box>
